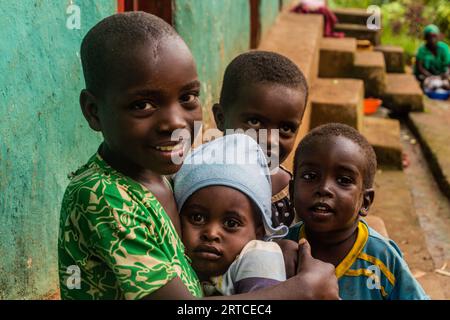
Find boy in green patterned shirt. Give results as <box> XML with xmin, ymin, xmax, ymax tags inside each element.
<box><xmin>58</xmin><ymin>12</ymin><xmax>203</xmax><ymax>299</ymax></box>
<box><xmin>59</xmin><ymin>12</ymin><xmax>339</xmax><ymax>300</ymax></box>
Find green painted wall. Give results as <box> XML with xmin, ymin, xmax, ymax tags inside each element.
<box><xmin>174</xmin><ymin>0</ymin><xmax>251</xmax><ymax>129</ymax></box>
<box><xmin>0</xmin><ymin>0</ymin><xmax>116</xmax><ymax>299</ymax></box>
<box><xmin>260</xmin><ymin>0</ymin><xmax>281</xmax><ymax>40</ymax></box>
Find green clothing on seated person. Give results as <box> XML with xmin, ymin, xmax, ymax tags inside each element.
<box><xmin>415</xmin><ymin>41</ymin><xmax>450</xmax><ymax>76</ymax></box>
<box><xmin>58</xmin><ymin>150</ymin><xmax>202</xmax><ymax>299</ymax></box>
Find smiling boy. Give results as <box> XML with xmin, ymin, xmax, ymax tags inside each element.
<box><xmin>58</xmin><ymin>12</ymin><xmax>203</xmax><ymax>299</ymax></box>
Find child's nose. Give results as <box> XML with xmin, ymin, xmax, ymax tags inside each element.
<box><xmin>200</xmin><ymin>226</ymin><xmax>221</xmax><ymax>242</ymax></box>
<box><xmin>156</xmin><ymin>104</ymin><xmax>188</xmax><ymax>133</ymax></box>
<box><xmin>315</xmin><ymin>178</ymin><xmax>334</xmax><ymax>197</ymax></box>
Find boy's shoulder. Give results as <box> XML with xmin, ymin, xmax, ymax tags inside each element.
<box><xmin>61</xmin><ymin>151</ymin><xmax>154</xmax><ymax>219</ymax></box>
<box><xmin>64</xmin><ymin>152</ymin><xmax>145</xmax><ymax>198</ymax></box>
<box><xmin>363</xmin><ymin>220</ymin><xmax>404</xmax><ymax>261</ymax></box>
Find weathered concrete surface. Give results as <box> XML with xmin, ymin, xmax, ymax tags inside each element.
<box><xmin>332</xmin><ymin>7</ymin><xmax>373</xmax><ymax>25</ymax></box>
<box><xmin>371</xmin><ymin>170</ymin><xmax>446</xmax><ymax>299</ymax></box>
<box><xmin>259</xmin><ymin>13</ymin><xmax>323</xmax><ymax>171</ymax></box>
<box><xmin>310</xmin><ymin>79</ymin><xmax>364</xmax><ymax>130</ymax></box>
<box><xmin>362</xmin><ymin>117</ymin><xmax>403</xmax><ymax>169</ymax></box>
<box><xmin>334</xmin><ymin>22</ymin><xmax>381</xmax><ymax>45</ymax></box>
<box><xmin>0</xmin><ymin>0</ymin><xmax>116</xmax><ymax>299</ymax></box>
<box><xmin>175</xmin><ymin>0</ymin><xmax>251</xmax><ymax>129</ymax></box>
<box><xmin>401</xmin><ymin>124</ymin><xmax>450</xmax><ymax>298</ymax></box>
<box><xmin>319</xmin><ymin>37</ymin><xmax>356</xmax><ymax>78</ymax></box>
<box><xmin>353</xmin><ymin>51</ymin><xmax>386</xmax><ymax>98</ymax></box>
<box><xmin>407</xmin><ymin>98</ymin><xmax>450</xmax><ymax>200</ymax></box>
<box><xmin>259</xmin><ymin>13</ymin><xmax>323</xmax><ymax>84</ymax></box>
<box><xmin>383</xmin><ymin>74</ymin><xmax>424</xmax><ymax>113</ymax></box>
<box><xmin>375</xmin><ymin>45</ymin><xmax>405</xmax><ymax>73</ymax></box>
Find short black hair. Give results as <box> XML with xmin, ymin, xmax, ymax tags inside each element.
<box><xmin>80</xmin><ymin>11</ymin><xmax>179</xmax><ymax>96</ymax></box>
<box><xmin>219</xmin><ymin>51</ymin><xmax>308</xmax><ymax>108</ymax></box>
<box><xmin>294</xmin><ymin>123</ymin><xmax>377</xmax><ymax>189</ymax></box>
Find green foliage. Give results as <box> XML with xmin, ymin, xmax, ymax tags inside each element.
<box><xmin>330</xmin><ymin>0</ymin><xmax>449</xmax><ymax>64</ymax></box>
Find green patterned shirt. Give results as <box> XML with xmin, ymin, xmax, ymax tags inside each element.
<box><xmin>58</xmin><ymin>151</ymin><xmax>202</xmax><ymax>299</ymax></box>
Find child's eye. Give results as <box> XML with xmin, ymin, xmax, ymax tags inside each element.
<box><xmin>247</xmin><ymin>119</ymin><xmax>261</xmax><ymax>127</ymax></box>
<box><xmin>189</xmin><ymin>213</ymin><xmax>205</xmax><ymax>224</ymax></box>
<box><xmin>337</xmin><ymin>176</ymin><xmax>354</xmax><ymax>186</ymax></box>
<box><xmin>131</xmin><ymin>101</ymin><xmax>156</xmax><ymax>111</ymax></box>
<box><xmin>224</xmin><ymin>219</ymin><xmax>241</xmax><ymax>229</ymax></box>
<box><xmin>280</xmin><ymin>125</ymin><xmax>295</xmax><ymax>135</ymax></box>
<box><xmin>180</xmin><ymin>93</ymin><xmax>199</xmax><ymax>104</ymax></box>
<box><xmin>301</xmin><ymin>172</ymin><xmax>316</xmax><ymax>181</ymax></box>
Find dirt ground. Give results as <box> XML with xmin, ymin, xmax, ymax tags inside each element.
<box><xmin>369</xmin><ymin>109</ymin><xmax>450</xmax><ymax>299</ymax></box>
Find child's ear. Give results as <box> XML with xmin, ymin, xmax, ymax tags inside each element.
<box><xmin>359</xmin><ymin>188</ymin><xmax>375</xmax><ymax>217</ymax></box>
<box><xmin>80</xmin><ymin>89</ymin><xmax>102</xmax><ymax>132</ymax></box>
<box><xmin>212</xmin><ymin>103</ymin><xmax>225</xmax><ymax>132</ymax></box>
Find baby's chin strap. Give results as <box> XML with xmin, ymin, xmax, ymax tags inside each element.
<box><xmin>264</xmin><ymin>225</ymin><xmax>290</xmax><ymax>241</ymax></box>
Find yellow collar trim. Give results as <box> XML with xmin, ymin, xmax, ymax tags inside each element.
<box><xmin>299</xmin><ymin>220</ymin><xmax>369</xmax><ymax>278</ymax></box>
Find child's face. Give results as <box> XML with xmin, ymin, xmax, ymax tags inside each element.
<box><xmin>181</xmin><ymin>186</ymin><xmax>264</xmax><ymax>279</ymax></box>
<box><xmin>84</xmin><ymin>37</ymin><xmax>202</xmax><ymax>175</ymax></box>
<box><xmin>293</xmin><ymin>136</ymin><xmax>373</xmax><ymax>234</ymax></box>
<box><xmin>214</xmin><ymin>83</ymin><xmax>306</xmax><ymax>164</ymax></box>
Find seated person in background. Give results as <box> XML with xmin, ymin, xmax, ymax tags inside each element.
<box><xmin>174</xmin><ymin>134</ymin><xmax>288</xmax><ymax>296</ymax></box>
<box><xmin>415</xmin><ymin>24</ymin><xmax>450</xmax><ymax>91</ymax></box>
<box><xmin>286</xmin><ymin>123</ymin><xmax>429</xmax><ymax>300</ymax></box>
<box><xmin>291</xmin><ymin>0</ymin><xmax>344</xmax><ymax>38</ymax></box>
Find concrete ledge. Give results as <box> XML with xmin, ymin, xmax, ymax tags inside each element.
<box><xmin>333</xmin><ymin>7</ymin><xmax>372</xmax><ymax>25</ymax></box>
<box><xmin>362</xmin><ymin>117</ymin><xmax>403</xmax><ymax>169</ymax></box>
<box><xmin>319</xmin><ymin>37</ymin><xmax>356</xmax><ymax>78</ymax></box>
<box><xmin>375</xmin><ymin>45</ymin><xmax>405</xmax><ymax>73</ymax></box>
<box><xmin>365</xmin><ymin>216</ymin><xmax>389</xmax><ymax>238</ymax></box>
<box><xmin>353</xmin><ymin>51</ymin><xmax>386</xmax><ymax>97</ymax></box>
<box><xmin>383</xmin><ymin>74</ymin><xmax>424</xmax><ymax>113</ymax></box>
<box><xmin>334</xmin><ymin>23</ymin><xmax>381</xmax><ymax>45</ymax></box>
<box><xmin>259</xmin><ymin>13</ymin><xmax>323</xmax><ymax>83</ymax></box>
<box><xmin>407</xmin><ymin>98</ymin><xmax>450</xmax><ymax>199</ymax></box>
<box><xmin>310</xmin><ymin>78</ymin><xmax>364</xmax><ymax>130</ymax></box>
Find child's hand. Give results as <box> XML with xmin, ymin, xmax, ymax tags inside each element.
<box><xmin>296</xmin><ymin>238</ymin><xmax>340</xmax><ymax>300</ymax></box>
<box><xmin>276</xmin><ymin>239</ymin><xmax>299</xmax><ymax>278</ymax></box>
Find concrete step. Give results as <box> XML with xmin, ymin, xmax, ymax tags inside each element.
<box><xmin>383</xmin><ymin>74</ymin><xmax>424</xmax><ymax>113</ymax></box>
<box><xmin>319</xmin><ymin>37</ymin><xmax>356</xmax><ymax>78</ymax></box>
<box><xmin>333</xmin><ymin>7</ymin><xmax>372</xmax><ymax>26</ymax></box>
<box><xmin>375</xmin><ymin>45</ymin><xmax>405</xmax><ymax>73</ymax></box>
<box><xmin>309</xmin><ymin>78</ymin><xmax>364</xmax><ymax>130</ymax></box>
<box><xmin>371</xmin><ymin>169</ymin><xmax>446</xmax><ymax>299</ymax></box>
<box><xmin>407</xmin><ymin>98</ymin><xmax>450</xmax><ymax>200</ymax></box>
<box><xmin>334</xmin><ymin>23</ymin><xmax>381</xmax><ymax>45</ymax></box>
<box><xmin>353</xmin><ymin>51</ymin><xmax>386</xmax><ymax>98</ymax></box>
<box><xmin>362</xmin><ymin>117</ymin><xmax>403</xmax><ymax>169</ymax></box>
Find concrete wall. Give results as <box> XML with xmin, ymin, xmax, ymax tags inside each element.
<box><xmin>174</xmin><ymin>0</ymin><xmax>251</xmax><ymax>129</ymax></box>
<box><xmin>0</xmin><ymin>0</ymin><xmax>116</xmax><ymax>299</ymax></box>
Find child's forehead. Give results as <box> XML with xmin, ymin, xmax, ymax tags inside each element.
<box><xmin>101</xmin><ymin>37</ymin><xmax>197</xmax><ymax>93</ymax></box>
<box><xmin>301</xmin><ymin>136</ymin><xmax>366</xmax><ymax>168</ymax></box>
